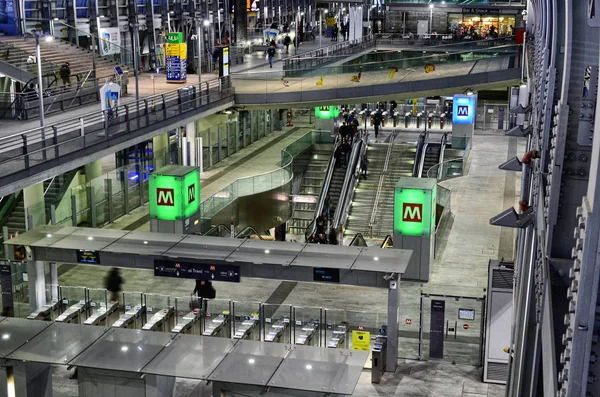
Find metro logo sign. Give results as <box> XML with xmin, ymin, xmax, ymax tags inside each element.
<box><xmin>402</xmin><ymin>203</ymin><xmax>423</xmax><ymax>222</ymax></box>
<box><xmin>394</xmin><ymin>182</ymin><xmax>436</xmax><ymax>237</ymax></box>
<box><xmin>456</xmin><ymin>105</ymin><xmax>469</xmax><ymax>117</ymax></box>
<box><xmin>149</xmin><ymin>167</ymin><xmax>201</xmax><ymax>221</ymax></box>
<box><xmin>452</xmin><ymin>95</ymin><xmax>476</xmax><ymax>125</ymax></box>
<box><xmin>157</xmin><ymin>188</ymin><xmax>175</xmax><ymax>206</ymax></box>
<box><xmin>188</xmin><ymin>184</ymin><xmax>196</xmax><ymax>204</ymax></box>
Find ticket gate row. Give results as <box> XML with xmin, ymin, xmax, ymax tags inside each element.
<box><xmin>28</xmin><ymin>291</ymin><xmax>387</xmax><ymax>350</ymax></box>
<box><xmin>28</xmin><ymin>285</ymin><xmax>119</xmax><ymax>326</ymax></box>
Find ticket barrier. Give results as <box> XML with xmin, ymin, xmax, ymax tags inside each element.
<box><xmin>172</xmin><ymin>310</ymin><xmax>201</xmax><ymax>335</ymax></box>
<box><xmin>84</xmin><ymin>301</ymin><xmax>119</xmax><ymax>326</ymax></box>
<box><xmin>142</xmin><ymin>307</ymin><xmax>175</xmax><ymax>331</ymax></box>
<box><xmin>427</xmin><ymin>113</ymin><xmax>434</xmax><ymax>129</ymax></box>
<box><xmin>55</xmin><ymin>301</ymin><xmax>87</xmax><ymax>324</ymax></box>
<box><xmin>371</xmin><ymin>336</ymin><xmax>388</xmax><ymax>383</ymax></box>
<box><xmin>416</xmin><ymin>112</ymin><xmax>422</xmax><ymax>129</ymax></box>
<box><xmin>234</xmin><ymin>314</ymin><xmax>260</xmax><ymax>340</ymax></box>
<box><xmin>327</xmin><ymin>325</ymin><xmax>347</xmax><ymax>348</ymax></box>
<box><xmin>404</xmin><ymin>113</ymin><xmax>411</xmax><ymax>128</ymax></box>
<box><xmin>295</xmin><ymin>320</ymin><xmax>319</xmax><ymax>346</ymax></box>
<box><xmin>440</xmin><ymin>114</ymin><xmax>446</xmax><ymax>129</ymax></box>
<box><xmin>113</xmin><ymin>305</ymin><xmax>145</xmax><ymax>329</ymax></box>
<box><xmin>202</xmin><ymin>312</ymin><xmax>231</xmax><ymax>337</ymax></box>
<box><xmin>264</xmin><ymin>317</ymin><xmax>290</xmax><ymax>343</ymax></box>
<box><xmin>27</xmin><ymin>300</ymin><xmax>62</xmax><ymax>321</ymax></box>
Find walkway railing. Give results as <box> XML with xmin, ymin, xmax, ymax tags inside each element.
<box><xmin>201</xmin><ymin>129</ymin><xmax>332</xmax><ymax>221</ymax></box>
<box><xmin>282</xmin><ymin>35</ymin><xmax>375</xmax><ymax>73</ymax></box>
<box><xmin>0</xmin><ymin>76</ymin><xmax>234</xmax><ymax>197</ymax></box>
<box><xmin>376</xmin><ymin>34</ymin><xmax>517</xmax><ymax>48</ymax></box>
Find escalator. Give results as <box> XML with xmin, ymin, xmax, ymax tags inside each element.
<box><xmin>420</xmin><ymin>143</ymin><xmax>441</xmax><ymax>178</ymax></box>
<box><xmin>203</xmin><ymin>224</ymin><xmax>267</xmax><ymax>239</ymax></box>
<box><xmin>288</xmin><ymin>144</ymin><xmax>337</xmax><ymax>235</ymax></box>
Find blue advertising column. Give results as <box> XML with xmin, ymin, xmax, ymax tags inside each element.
<box><xmin>451</xmin><ymin>94</ymin><xmax>477</xmax><ymax>149</ymax></box>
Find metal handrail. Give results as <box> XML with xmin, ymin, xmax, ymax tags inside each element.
<box><xmin>236</xmin><ymin>226</ymin><xmax>265</xmax><ymax>240</ymax></box>
<box><xmin>0</xmin><ymin>77</ymin><xmax>233</xmax><ymax>196</ymax></box>
<box><xmin>348</xmin><ymin>233</ymin><xmax>368</xmax><ymax>247</ymax></box>
<box><xmin>203</xmin><ymin>224</ymin><xmax>231</xmax><ymax>236</ymax></box>
<box><xmin>0</xmin><ymin>76</ymin><xmax>227</xmax><ymax>142</ymax></box>
<box><xmin>380</xmin><ymin>235</ymin><xmax>393</xmax><ymax>249</ymax></box>
<box><xmin>418</xmin><ymin>142</ymin><xmax>429</xmax><ymax>178</ymax></box>
<box><xmin>412</xmin><ymin>132</ymin><xmax>426</xmax><ymax>177</ymax></box>
<box><xmin>332</xmin><ymin>129</ymin><xmax>367</xmax><ymax>232</ymax></box>
<box><xmin>304</xmin><ymin>134</ymin><xmax>341</xmax><ymax>242</ymax></box>
<box><xmin>368</xmin><ymin>130</ymin><xmax>396</xmax><ymax>237</ymax></box>
<box><xmin>437</xmin><ymin>132</ymin><xmax>449</xmax><ymax>180</ymax></box>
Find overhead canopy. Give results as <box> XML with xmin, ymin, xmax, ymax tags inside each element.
<box><xmin>5</xmin><ymin>226</ymin><xmax>411</xmax><ymax>288</ymax></box>
<box><xmin>0</xmin><ymin>318</ymin><xmax>368</xmax><ymax>395</ymax></box>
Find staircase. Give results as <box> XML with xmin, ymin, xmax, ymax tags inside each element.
<box><xmin>421</xmin><ymin>143</ymin><xmax>442</xmax><ymax>178</ymax></box>
<box><xmin>370</xmin><ymin>143</ymin><xmax>416</xmax><ymax>237</ymax></box>
<box><xmin>288</xmin><ymin>147</ymin><xmax>332</xmax><ymax>235</ymax></box>
<box><xmin>0</xmin><ymin>36</ymin><xmax>128</xmax><ymax>84</ymax></box>
<box><xmin>344</xmin><ymin>144</ymin><xmax>388</xmax><ymax>236</ymax></box>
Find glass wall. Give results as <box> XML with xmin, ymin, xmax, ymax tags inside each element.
<box><xmin>447</xmin><ymin>14</ymin><xmax>516</xmax><ymax>37</ymax></box>
<box><xmin>200</xmin><ymin>109</ymin><xmax>276</xmax><ymax>170</ymax></box>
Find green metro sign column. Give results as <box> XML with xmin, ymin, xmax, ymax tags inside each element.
<box><xmin>149</xmin><ymin>165</ymin><xmax>201</xmax><ymax>233</ymax></box>
<box><xmin>393</xmin><ymin>178</ymin><xmax>437</xmax><ymax>281</ymax></box>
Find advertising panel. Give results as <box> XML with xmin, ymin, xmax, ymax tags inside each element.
<box><xmin>166</xmin><ymin>32</ymin><xmax>187</xmax><ymax>83</ymax></box>
<box><xmin>98</xmin><ymin>27</ymin><xmax>122</xmax><ymax>56</ymax></box>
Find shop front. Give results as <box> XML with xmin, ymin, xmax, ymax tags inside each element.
<box><xmin>448</xmin><ymin>8</ymin><xmax>517</xmax><ymax>38</ymax></box>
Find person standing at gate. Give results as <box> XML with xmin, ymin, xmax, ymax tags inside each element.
<box><xmin>192</xmin><ymin>280</ymin><xmax>216</xmax><ymax>313</ymax></box>
<box><xmin>105</xmin><ymin>267</ymin><xmax>123</xmax><ymax>304</ymax></box>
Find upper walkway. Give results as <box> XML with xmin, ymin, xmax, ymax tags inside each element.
<box><xmin>0</xmin><ymin>35</ymin><xmax>521</xmax><ymax>197</ymax></box>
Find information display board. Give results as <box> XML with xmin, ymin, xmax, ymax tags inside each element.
<box><xmin>219</xmin><ymin>45</ymin><xmax>230</xmax><ymax>77</ymax></box>
<box><xmin>76</xmin><ymin>250</ymin><xmax>100</xmax><ymax>264</ymax></box>
<box><xmin>313</xmin><ymin>268</ymin><xmax>340</xmax><ymax>283</ymax></box>
<box><xmin>154</xmin><ymin>259</ymin><xmax>241</xmax><ymax>282</ymax></box>
<box><xmin>166</xmin><ymin>32</ymin><xmax>187</xmax><ymax>83</ymax></box>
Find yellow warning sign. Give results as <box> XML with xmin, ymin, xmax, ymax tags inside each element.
<box><xmin>351</xmin><ymin>330</ymin><xmax>371</xmax><ymax>351</ymax></box>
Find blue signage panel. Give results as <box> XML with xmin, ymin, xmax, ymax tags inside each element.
<box><xmin>452</xmin><ymin>95</ymin><xmax>476</xmax><ymax>125</ymax></box>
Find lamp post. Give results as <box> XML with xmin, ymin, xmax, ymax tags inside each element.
<box><xmin>429</xmin><ymin>4</ymin><xmax>433</xmax><ymax>34</ymax></box>
<box><xmin>33</xmin><ymin>31</ymin><xmax>53</xmax><ymax>129</ymax></box>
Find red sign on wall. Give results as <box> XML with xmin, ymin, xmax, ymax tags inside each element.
<box><xmin>405</xmin><ymin>319</ymin><xmax>412</xmax><ymax>325</ymax></box>
<box><xmin>402</xmin><ymin>203</ymin><xmax>423</xmax><ymax>222</ymax></box>
<box><xmin>463</xmin><ymin>324</ymin><xmax>469</xmax><ymax>330</ymax></box>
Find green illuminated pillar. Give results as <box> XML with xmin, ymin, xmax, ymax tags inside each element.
<box><xmin>393</xmin><ymin>178</ymin><xmax>437</xmax><ymax>281</ymax></box>
<box><xmin>149</xmin><ymin>165</ymin><xmax>201</xmax><ymax>234</ymax></box>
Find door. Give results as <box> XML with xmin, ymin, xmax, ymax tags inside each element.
<box><xmin>419</xmin><ymin>294</ymin><xmax>485</xmax><ymax>366</ymax></box>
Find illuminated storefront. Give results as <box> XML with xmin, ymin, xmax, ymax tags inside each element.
<box><xmin>447</xmin><ymin>9</ymin><xmax>516</xmax><ymax>37</ymax></box>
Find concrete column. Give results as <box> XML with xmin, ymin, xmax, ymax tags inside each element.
<box><xmin>84</xmin><ymin>159</ymin><xmax>103</xmax><ymax>182</ymax></box>
<box><xmin>23</xmin><ymin>182</ymin><xmax>44</xmax><ymax>230</ymax></box>
<box><xmin>153</xmin><ymin>132</ymin><xmax>170</xmax><ymax>169</ymax></box>
<box><xmin>185</xmin><ymin>121</ymin><xmax>197</xmax><ymax>166</ymax></box>
<box><xmin>27</xmin><ymin>260</ymin><xmax>46</xmax><ymax>313</ymax></box>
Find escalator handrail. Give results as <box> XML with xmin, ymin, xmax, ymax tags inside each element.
<box><xmin>349</xmin><ymin>233</ymin><xmax>368</xmax><ymax>247</ymax></box>
<box><xmin>235</xmin><ymin>226</ymin><xmax>265</xmax><ymax>240</ymax></box>
<box><xmin>412</xmin><ymin>132</ymin><xmax>426</xmax><ymax>177</ymax></box>
<box><xmin>380</xmin><ymin>235</ymin><xmax>393</xmax><ymax>248</ymax></box>
<box><xmin>437</xmin><ymin>132</ymin><xmax>450</xmax><ymax>180</ymax></box>
<box><xmin>203</xmin><ymin>223</ymin><xmax>232</xmax><ymax>236</ymax></box>
<box><xmin>332</xmin><ymin>130</ymin><xmax>367</xmax><ymax>232</ymax></box>
<box><xmin>418</xmin><ymin>142</ymin><xmax>430</xmax><ymax>178</ymax></box>
<box><xmin>304</xmin><ymin>134</ymin><xmax>342</xmax><ymax>242</ymax></box>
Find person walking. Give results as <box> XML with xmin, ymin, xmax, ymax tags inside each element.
<box><xmin>192</xmin><ymin>280</ymin><xmax>216</xmax><ymax>313</ymax></box>
<box><xmin>372</xmin><ymin>110</ymin><xmax>382</xmax><ymax>140</ymax></box>
<box><xmin>59</xmin><ymin>62</ymin><xmax>71</xmax><ymax>86</ymax></box>
<box><xmin>283</xmin><ymin>35</ymin><xmax>291</xmax><ymax>54</ymax></box>
<box><xmin>267</xmin><ymin>44</ymin><xmax>276</xmax><ymax>68</ymax></box>
<box><xmin>105</xmin><ymin>267</ymin><xmax>123</xmax><ymax>304</ymax></box>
